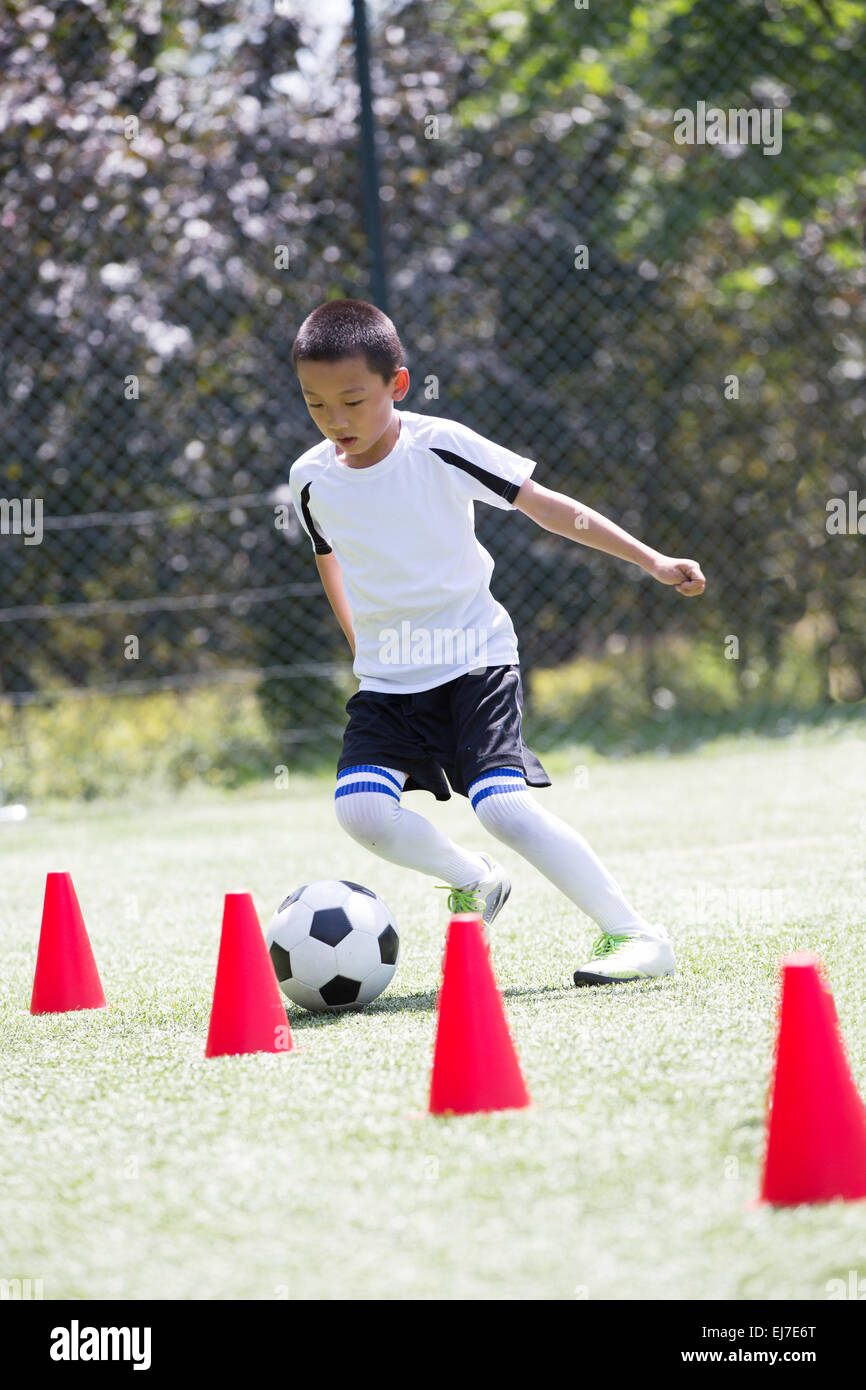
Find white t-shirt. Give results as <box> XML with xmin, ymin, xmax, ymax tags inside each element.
<box><xmin>287</xmin><ymin>410</ymin><xmax>536</xmax><ymax>693</ymax></box>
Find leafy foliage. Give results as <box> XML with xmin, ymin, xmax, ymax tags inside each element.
<box><xmin>1</xmin><ymin>0</ymin><xmax>864</xmax><ymax>795</ymax></box>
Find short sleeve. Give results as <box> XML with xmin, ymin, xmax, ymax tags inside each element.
<box><xmin>428</xmin><ymin>420</ymin><xmax>536</xmax><ymax>511</ymax></box>
<box><xmin>288</xmin><ymin>469</ymin><xmax>333</xmax><ymax>554</ymax></box>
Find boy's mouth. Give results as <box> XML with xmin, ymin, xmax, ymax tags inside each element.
<box><xmin>335</xmin><ymin>436</ymin><xmax>357</xmax><ymax>448</ymax></box>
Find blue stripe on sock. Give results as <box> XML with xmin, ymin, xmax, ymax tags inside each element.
<box><xmin>337</xmin><ymin>764</ymin><xmax>402</xmax><ymax>791</ymax></box>
<box><xmin>467</xmin><ymin>767</ymin><xmax>525</xmax><ymax>790</ymax></box>
<box><xmin>335</xmin><ymin>781</ymin><xmax>400</xmax><ymax>803</ymax></box>
<box><xmin>468</xmin><ymin>768</ymin><xmax>525</xmax><ymax>810</ymax></box>
<box><xmin>470</xmin><ymin>783</ymin><xmax>525</xmax><ymax>810</ymax></box>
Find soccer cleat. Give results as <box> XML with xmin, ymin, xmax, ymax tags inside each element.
<box><xmin>573</xmin><ymin>930</ymin><xmax>675</xmax><ymax>986</ymax></box>
<box><xmin>436</xmin><ymin>854</ymin><xmax>511</xmax><ymax>926</ymax></box>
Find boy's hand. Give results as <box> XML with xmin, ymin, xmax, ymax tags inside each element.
<box><xmin>647</xmin><ymin>554</ymin><xmax>706</xmax><ymax>596</ymax></box>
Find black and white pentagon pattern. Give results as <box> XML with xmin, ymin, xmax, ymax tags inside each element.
<box><xmin>378</xmin><ymin>924</ymin><xmax>399</xmax><ymax>965</ymax></box>
<box><xmin>309</xmin><ymin>907</ymin><xmax>353</xmax><ymax>947</ymax></box>
<box><xmin>266</xmin><ymin>879</ymin><xmax>400</xmax><ymax>1012</ymax></box>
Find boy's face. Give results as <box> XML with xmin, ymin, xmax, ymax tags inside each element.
<box><xmin>297</xmin><ymin>356</ymin><xmax>409</xmax><ymax>459</ymax></box>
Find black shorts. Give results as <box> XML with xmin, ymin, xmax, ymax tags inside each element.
<box><xmin>336</xmin><ymin>664</ymin><xmax>552</xmax><ymax>801</ymax></box>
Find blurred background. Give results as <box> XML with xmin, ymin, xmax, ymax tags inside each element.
<box><xmin>2</xmin><ymin>0</ymin><xmax>865</xmax><ymax>806</ymax></box>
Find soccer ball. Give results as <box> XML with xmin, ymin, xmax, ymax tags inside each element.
<box><xmin>266</xmin><ymin>879</ymin><xmax>400</xmax><ymax>1012</ymax></box>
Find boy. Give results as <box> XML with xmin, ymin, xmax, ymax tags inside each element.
<box><xmin>287</xmin><ymin>299</ymin><xmax>705</xmax><ymax>985</ymax></box>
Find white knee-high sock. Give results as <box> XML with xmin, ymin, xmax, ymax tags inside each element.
<box><xmin>468</xmin><ymin>769</ymin><xmax>655</xmax><ymax>937</ymax></box>
<box><xmin>334</xmin><ymin>765</ymin><xmax>488</xmax><ymax>887</ymax></box>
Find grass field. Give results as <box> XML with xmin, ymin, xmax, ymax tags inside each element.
<box><xmin>1</xmin><ymin>727</ymin><xmax>865</xmax><ymax>1301</ymax></box>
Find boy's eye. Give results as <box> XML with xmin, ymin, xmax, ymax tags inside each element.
<box><xmin>346</xmin><ymin>401</ymin><xmax>362</xmax><ymax>407</ymax></box>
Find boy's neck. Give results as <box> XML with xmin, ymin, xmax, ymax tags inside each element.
<box><xmin>339</xmin><ymin>413</ymin><xmax>402</xmax><ymax>469</ymax></box>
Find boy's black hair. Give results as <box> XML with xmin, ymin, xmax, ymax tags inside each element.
<box><xmin>291</xmin><ymin>298</ymin><xmax>404</xmax><ymax>384</ymax></box>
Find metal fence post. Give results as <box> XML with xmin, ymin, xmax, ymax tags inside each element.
<box><xmin>352</xmin><ymin>0</ymin><xmax>389</xmax><ymax>314</ymax></box>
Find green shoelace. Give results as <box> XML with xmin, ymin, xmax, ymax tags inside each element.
<box><xmin>436</xmin><ymin>884</ymin><xmax>484</xmax><ymax>914</ymax></box>
<box><xmin>589</xmin><ymin>931</ymin><xmax>633</xmax><ymax>959</ymax></box>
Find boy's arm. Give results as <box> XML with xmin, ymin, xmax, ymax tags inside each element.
<box><xmin>514</xmin><ymin>479</ymin><xmax>706</xmax><ymax>597</ymax></box>
<box><xmin>315</xmin><ymin>551</ymin><xmax>356</xmax><ymax>655</ymax></box>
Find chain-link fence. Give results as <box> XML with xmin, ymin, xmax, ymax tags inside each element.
<box><xmin>2</xmin><ymin>0</ymin><xmax>865</xmax><ymax>802</ymax></box>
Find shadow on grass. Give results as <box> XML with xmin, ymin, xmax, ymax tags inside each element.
<box><xmin>571</xmin><ymin>975</ymin><xmax>675</xmax><ymax>997</ymax></box>
<box><xmin>285</xmin><ymin>990</ymin><xmax>436</xmax><ymax>1027</ymax></box>
<box><xmin>284</xmin><ymin>976</ymin><xmax>672</xmax><ymax>1027</ymax></box>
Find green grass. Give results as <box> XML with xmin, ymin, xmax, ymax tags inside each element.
<box><xmin>1</xmin><ymin>729</ymin><xmax>865</xmax><ymax>1300</ymax></box>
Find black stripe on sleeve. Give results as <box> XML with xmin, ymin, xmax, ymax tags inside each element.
<box><xmin>430</xmin><ymin>446</ymin><xmax>521</xmax><ymax>504</ymax></box>
<box><xmin>299</xmin><ymin>481</ymin><xmax>333</xmax><ymax>554</ymax></box>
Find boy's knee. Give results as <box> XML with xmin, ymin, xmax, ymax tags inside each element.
<box><xmin>334</xmin><ymin>787</ymin><xmax>401</xmax><ymax>846</ymax></box>
<box><xmin>473</xmin><ymin>795</ymin><xmax>526</xmax><ymax>841</ymax></box>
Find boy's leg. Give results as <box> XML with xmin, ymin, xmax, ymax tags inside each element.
<box><xmin>334</xmin><ymin>764</ymin><xmax>490</xmax><ymax>887</ymax></box>
<box><xmin>467</xmin><ymin>768</ymin><xmax>657</xmax><ymax>938</ymax></box>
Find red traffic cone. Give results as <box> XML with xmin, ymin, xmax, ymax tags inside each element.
<box><xmin>205</xmin><ymin>893</ymin><xmax>294</xmax><ymax>1058</ymax></box>
<box><xmin>429</xmin><ymin>913</ymin><xmax>530</xmax><ymax>1115</ymax></box>
<box><xmin>30</xmin><ymin>872</ymin><xmax>106</xmax><ymax>1014</ymax></box>
<box><xmin>759</xmin><ymin>952</ymin><xmax>866</xmax><ymax>1205</ymax></box>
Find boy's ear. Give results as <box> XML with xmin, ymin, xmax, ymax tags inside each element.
<box><xmin>392</xmin><ymin>367</ymin><xmax>410</xmax><ymax>401</ymax></box>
